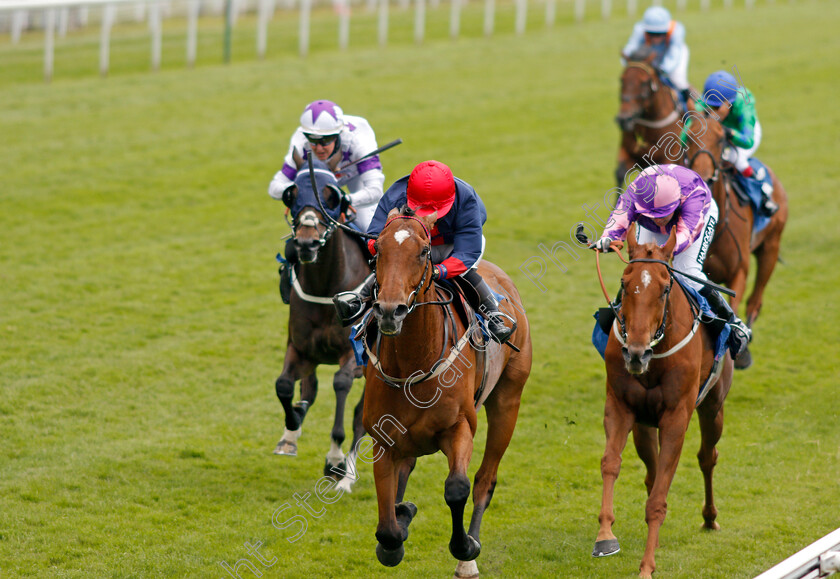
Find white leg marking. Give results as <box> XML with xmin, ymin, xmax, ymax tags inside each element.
<box><xmin>326</xmin><ymin>440</ymin><xmax>345</xmax><ymax>467</ymax></box>
<box><xmin>454</xmin><ymin>559</ymin><xmax>479</xmax><ymax>578</ymax></box>
<box><xmin>335</xmin><ymin>450</ymin><xmax>358</xmax><ymax>493</ymax></box>
<box><xmin>281</xmin><ymin>427</ymin><xmax>302</xmax><ymax>442</ymax></box>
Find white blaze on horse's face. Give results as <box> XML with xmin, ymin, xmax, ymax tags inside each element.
<box><xmin>641</xmin><ymin>270</ymin><xmax>652</xmax><ymax>290</ymax></box>
<box><xmin>394</xmin><ymin>229</ymin><xmax>411</xmax><ymax>245</ymax></box>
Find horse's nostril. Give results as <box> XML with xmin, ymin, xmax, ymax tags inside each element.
<box><xmin>394</xmin><ymin>305</ymin><xmax>409</xmax><ymax>320</ymax></box>
<box><xmin>372</xmin><ymin>303</ymin><xmax>383</xmax><ymax>318</ymax></box>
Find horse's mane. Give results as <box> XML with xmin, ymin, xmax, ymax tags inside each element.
<box><xmin>399</xmin><ymin>205</ymin><xmax>416</xmax><ymax>217</ymax></box>
<box><xmin>627</xmin><ymin>45</ymin><xmax>655</xmax><ymax>64</ymax></box>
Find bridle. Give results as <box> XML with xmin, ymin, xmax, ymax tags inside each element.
<box><xmin>372</xmin><ymin>215</ymin><xmax>452</xmax><ymax>315</ymax></box>
<box><xmin>593</xmin><ymin>243</ymin><xmax>702</xmax><ymax>359</ymax></box>
<box><xmin>287</xmin><ymin>206</ymin><xmax>337</xmax><ymax>248</ymax></box>
<box><xmin>617</xmin><ymin>61</ymin><xmax>679</xmax><ymax>131</ymax></box>
<box><xmin>616</xmin><ymin>258</ymin><xmax>676</xmax><ymax>351</ymax></box>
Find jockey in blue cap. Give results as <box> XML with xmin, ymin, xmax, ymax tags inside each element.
<box><xmin>697</xmin><ymin>71</ymin><xmax>778</xmax><ymax>216</ymax></box>
<box><xmin>269</xmin><ymin>100</ymin><xmax>386</xmax><ymax>304</ymax></box>
<box><xmin>622</xmin><ymin>6</ymin><xmax>692</xmax><ymax>105</ymax></box>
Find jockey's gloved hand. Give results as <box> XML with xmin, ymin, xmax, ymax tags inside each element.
<box><xmin>432</xmin><ymin>265</ymin><xmax>443</xmax><ymax>281</ymax></box>
<box><xmin>339</xmin><ymin>192</ymin><xmax>351</xmax><ymax>215</ymax></box>
<box><xmin>723</xmin><ymin>127</ymin><xmax>734</xmax><ymax>141</ymax></box>
<box><xmin>590</xmin><ymin>237</ymin><xmax>613</xmax><ymax>253</ymax></box>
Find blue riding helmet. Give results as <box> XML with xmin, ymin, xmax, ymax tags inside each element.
<box><xmin>643</xmin><ymin>6</ymin><xmax>671</xmax><ymax>34</ymax></box>
<box><xmin>290</xmin><ymin>157</ymin><xmax>345</xmax><ymax>221</ymax></box>
<box><xmin>703</xmin><ymin>71</ymin><xmax>739</xmax><ymax>106</ymax></box>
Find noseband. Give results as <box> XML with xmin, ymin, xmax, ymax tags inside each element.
<box><xmin>289</xmin><ymin>208</ymin><xmax>337</xmax><ymax>247</ymax></box>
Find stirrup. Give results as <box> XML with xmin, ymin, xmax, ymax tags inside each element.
<box><xmin>486</xmin><ymin>311</ymin><xmax>517</xmax><ymax>344</ymax></box>
<box><xmin>333</xmin><ymin>291</ymin><xmax>365</xmax><ymax>325</ymax></box>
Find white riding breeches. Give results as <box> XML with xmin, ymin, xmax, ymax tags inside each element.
<box><xmin>635</xmin><ymin>200</ymin><xmax>719</xmax><ymax>292</ymax></box>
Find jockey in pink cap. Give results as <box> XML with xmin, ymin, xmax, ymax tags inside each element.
<box><xmin>593</xmin><ymin>164</ymin><xmax>751</xmax><ymax>355</ymax></box>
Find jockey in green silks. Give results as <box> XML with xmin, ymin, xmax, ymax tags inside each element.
<box><xmin>693</xmin><ymin>71</ymin><xmax>778</xmax><ymax>216</ymax></box>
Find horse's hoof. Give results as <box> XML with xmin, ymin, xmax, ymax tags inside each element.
<box><xmin>449</xmin><ymin>534</ymin><xmax>481</xmax><ymax>561</ymax></box>
<box><xmin>396</xmin><ymin>501</ymin><xmax>418</xmax><ymax>521</ymax></box>
<box><xmin>273</xmin><ymin>440</ymin><xmax>297</xmax><ymax>456</ymax></box>
<box><xmin>454</xmin><ymin>559</ymin><xmax>480</xmax><ymax>578</ymax></box>
<box><xmin>375</xmin><ymin>542</ymin><xmax>405</xmax><ymax>567</ymax></box>
<box><xmin>702</xmin><ymin>521</ymin><xmax>721</xmax><ymax>531</ymax></box>
<box><xmin>734</xmin><ymin>347</ymin><xmax>753</xmax><ymax>370</ymax></box>
<box><xmin>592</xmin><ymin>538</ymin><xmax>620</xmax><ymax>557</ymax></box>
<box><xmin>324</xmin><ymin>458</ymin><xmax>343</xmax><ymax>479</ymax></box>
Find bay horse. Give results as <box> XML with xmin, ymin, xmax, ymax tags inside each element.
<box><xmin>616</xmin><ymin>47</ymin><xmax>687</xmax><ymax>189</ymax></box>
<box><xmin>683</xmin><ymin>108</ymin><xmax>788</xmax><ymax>369</ymax></box>
<box><xmin>273</xmin><ymin>156</ymin><xmax>369</xmax><ymax>491</ymax></box>
<box><xmin>360</xmin><ymin>208</ymin><xmax>531</xmax><ymax>578</ymax></box>
<box><xmin>592</xmin><ymin>224</ymin><xmax>734</xmax><ymax>579</ymax></box>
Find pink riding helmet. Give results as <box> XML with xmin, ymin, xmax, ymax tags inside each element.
<box><xmin>631</xmin><ymin>166</ymin><xmax>682</xmax><ymax>218</ymax></box>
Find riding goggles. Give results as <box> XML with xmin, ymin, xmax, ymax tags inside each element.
<box><xmin>304</xmin><ymin>133</ymin><xmax>339</xmax><ymax>146</ymax></box>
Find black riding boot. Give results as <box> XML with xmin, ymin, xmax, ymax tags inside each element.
<box><xmin>279</xmin><ymin>238</ymin><xmax>297</xmax><ymax>305</ymax></box>
<box><xmin>460</xmin><ymin>270</ymin><xmax>516</xmax><ymax>344</ymax></box>
<box><xmin>333</xmin><ymin>273</ymin><xmax>376</xmax><ymax>327</ymax></box>
<box><xmin>700</xmin><ymin>285</ymin><xmax>752</xmax><ymax>356</ymax></box>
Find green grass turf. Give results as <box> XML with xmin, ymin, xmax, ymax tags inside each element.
<box><xmin>1</xmin><ymin>1</ymin><xmax>839</xmax><ymax>577</ymax></box>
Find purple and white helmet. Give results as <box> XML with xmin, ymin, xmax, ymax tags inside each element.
<box><xmin>631</xmin><ymin>166</ymin><xmax>681</xmax><ymax>218</ymax></box>
<box><xmin>299</xmin><ymin>100</ymin><xmax>345</xmax><ymax>136</ymax></box>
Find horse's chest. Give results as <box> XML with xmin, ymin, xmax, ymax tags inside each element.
<box><xmin>291</xmin><ymin>323</ymin><xmax>348</xmax><ymax>361</ymax></box>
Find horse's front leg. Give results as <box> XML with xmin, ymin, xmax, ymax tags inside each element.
<box><xmin>324</xmin><ymin>352</ymin><xmax>356</xmax><ymax>477</ymax></box>
<box><xmin>594</xmin><ymin>387</ymin><xmax>635</xmax><ymax>558</ymax></box>
<box><xmin>335</xmin><ymin>387</ymin><xmax>367</xmax><ymax>493</ymax></box>
<box><xmin>441</xmin><ymin>418</ymin><xmax>480</xmax><ymax>562</ymax></box>
<box><xmin>373</xmin><ymin>451</ymin><xmax>414</xmax><ymax>567</ymax></box>
<box><xmin>639</xmin><ymin>403</ymin><xmax>692</xmax><ymax>579</ymax></box>
<box><xmin>274</xmin><ymin>344</ymin><xmax>315</xmax><ymax>456</ymax></box>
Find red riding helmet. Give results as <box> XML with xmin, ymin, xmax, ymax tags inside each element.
<box><xmin>406</xmin><ymin>160</ymin><xmax>456</xmax><ymax>218</ymax></box>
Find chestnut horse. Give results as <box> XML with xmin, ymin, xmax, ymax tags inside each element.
<box><xmin>615</xmin><ymin>47</ymin><xmax>687</xmax><ymax>189</ymax></box>
<box><xmin>360</xmin><ymin>208</ymin><xmax>531</xmax><ymax>578</ymax></box>
<box><xmin>593</xmin><ymin>225</ymin><xmax>734</xmax><ymax>579</ymax></box>
<box><xmin>273</xmin><ymin>158</ymin><xmax>369</xmax><ymax>491</ymax></box>
<box><xmin>683</xmin><ymin>108</ymin><xmax>788</xmax><ymax>369</ymax></box>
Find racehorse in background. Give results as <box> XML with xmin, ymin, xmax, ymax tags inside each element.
<box><xmin>359</xmin><ymin>208</ymin><xmax>532</xmax><ymax>579</ymax></box>
<box><xmin>615</xmin><ymin>47</ymin><xmax>687</xmax><ymax>189</ymax></box>
<box><xmin>590</xmin><ymin>225</ymin><xmax>734</xmax><ymax>579</ymax></box>
<box><xmin>273</xmin><ymin>155</ymin><xmax>369</xmax><ymax>492</ymax></box>
<box><xmin>683</xmin><ymin>107</ymin><xmax>788</xmax><ymax>369</ymax></box>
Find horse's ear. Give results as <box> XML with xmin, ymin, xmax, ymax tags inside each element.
<box><xmin>322</xmin><ymin>186</ymin><xmax>340</xmax><ymax>211</ymax></box>
<box><xmin>292</xmin><ymin>147</ymin><xmax>304</xmax><ymax>169</ymax></box>
<box><xmin>420</xmin><ymin>212</ymin><xmax>438</xmax><ymax>231</ymax></box>
<box><xmin>387</xmin><ymin>207</ymin><xmax>400</xmax><ymax>220</ymax></box>
<box><xmin>662</xmin><ymin>226</ymin><xmax>678</xmax><ymax>260</ymax></box>
<box><xmin>626</xmin><ymin>223</ymin><xmax>638</xmax><ymax>257</ymax></box>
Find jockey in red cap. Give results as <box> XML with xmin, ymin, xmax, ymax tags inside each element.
<box><xmin>333</xmin><ymin>160</ymin><xmax>515</xmax><ymax>343</ymax></box>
